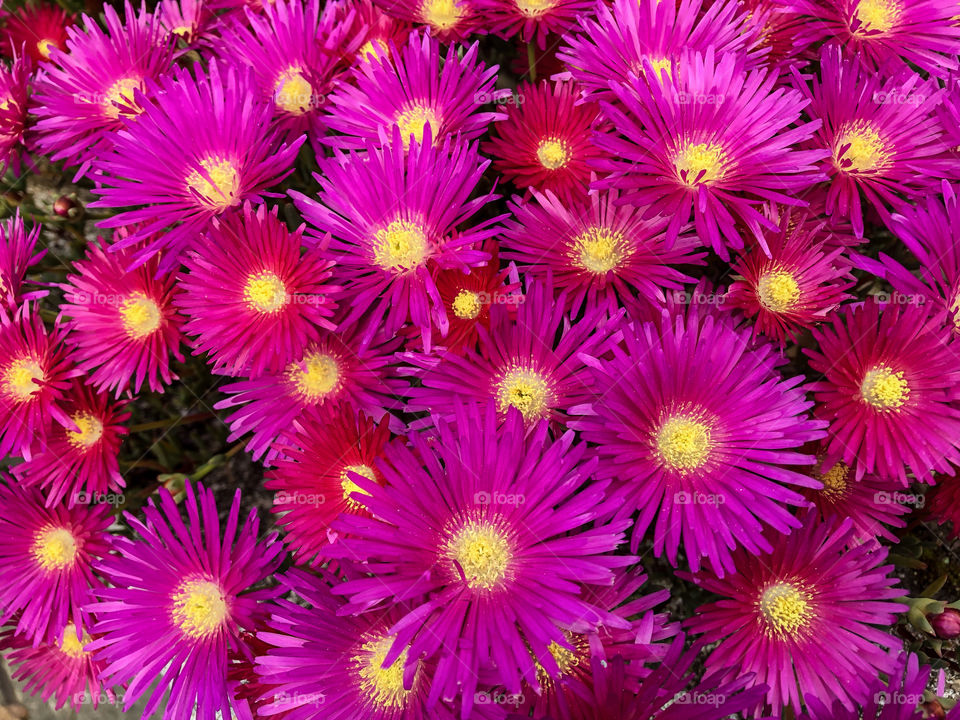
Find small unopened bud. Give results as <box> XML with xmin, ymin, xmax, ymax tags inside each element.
<box><xmin>930</xmin><ymin>608</ymin><xmax>960</xmax><ymax>639</ymax></box>
<box><xmin>53</xmin><ymin>195</ymin><xmax>81</xmax><ymax>218</ymax></box>
<box><xmin>922</xmin><ymin>700</ymin><xmax>946</xmax><ymax>719</ymax></box>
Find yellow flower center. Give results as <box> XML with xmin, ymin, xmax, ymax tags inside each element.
<box><xmin>446</xmin><ymin>521</ymin><xmax>512</xmax><ymax>589</ymax></box>
<box><xmin>274</xmin><ymin>67</ymin><xmax>313</xmax><ymax>115</ymax></box>
<box><xmin>516</xmin><ymin>0</ymin><xmax>556</xmax><ymax>17</ymax></box>
<box><xmin>675</xmin><ymin>142</ymin><xmax>727</xmax><ymax>186</ymax></box>
<box><xmin>819</xmin><ymin>461</ymin><xmax>850</xmax><ymax>502</ymax></box>
<box><xmin>102</xmin><ymin>76</ymin><xmax>142</xmax><ymax>118</ymax></box>
<box><xmin>573</xmin><ymin>226</ymin><xmax>626</xmax><ymax>274</ymax></box>
<box><xmin>186</xmin><ymin>157</ymin><xmax>240</xmax><ymax>210</ymax></box>
<box><xmin>37</xmin><ymin>39</ymin><xmax>56</xmax><ymax>58</ymax></box>
<box><xmin>171</xmin><ymin>579</ymin><xmax>229</xmax><ymax>638</ymax></box>
<box><xmin>452</xmin><ymin>289</ymin><xmax>482</xmax><ymax>319</ymax></box>
<box><xmin>395</xmin><ymin>105</ymin><xmax>441</xmax><ymax>147</ymax></box>
<box><xmin>656</xmin><ymin>415</ymin><xmax>712</xmax><ymax>471</ymax></box>
<box><xmin>120</xmin><ymin>293</ymin><xmax>162</xmax><ymax>338</ymax></box>
<box><xmin>861</xmin><ymin>366</ymin><xmax>909</xmax><ymax>410</ymax></box>
<box><xmin>421</xmin><ymin>0</ymin><xmax>464</xmax><ymax>30</ymax></box>
<box><xmin>341</xmin><ymin>463</ymin><xmax>378</xmax><ymax>505</ymax></box>
<box><xmin>374</xmin><ymin>219</ymin><xmax>428</xmax><ymax>271</ymax></box>
<box><xmin>2</xmin><ymin>357</ymin><xmax>44</xmax><ymax>401</ymax></box>
<box><xmin>355</xmin><ymin>635</ymin><xmax>414</xmax><ymax>709</ymax></box>
<box><xmin>32</xmin><ymin>526</ymin><xmax>78</xmax><ymax>571</ymax></box>
<box><xmin>759</xmin><ymin>582</ymin><xmax>812</xmax><ymax>636</ymax></box>
<box><xmin>288</xmin><ymin>352</ymin><xmax>341</xmax><ymax>402</ymax></box>
<box><xmin>496</xmin><ymin>367</ymin><xmax>552</xmax><ymax>422</ymax></box>
<box><xmin>244</xmin><ymin>271</ymin><xmax>288</xmax><ymax>313</ymax></box>
<box><xmin>756</xmin><ymin>270</ymin><xmax>801</xmax><ymax>313</ymax></box>
<box><xmin>536</xmin><ymin>138</ymin><xmax>570</xmax><ymax>170</ymax></box>
<box><xmin>169</xmin><ymin>24</ymin><xmax>193</xmax><ymax>37</ymax></box>
<box><xmin>835</xmin><ymin>123</ymin><xmax>891</xmax><ymax>174</ymax></box>
<box><xmin>644</xmin><ymin>56</ymin><xmax>673</xmax><ymax>79</ymax></box>
<box><xmin>854</xmin><ymin>0</ymin><xmax>901</xmax><ymax>34</ymax></box>
<box><xmin>359</xmin><ymin>38</ymin><xmax>388</xmax><ymax>62</ymax></box>
<box><xmin>59</xmin><ymin>623</ymin><xmax>92</xmax><ymax>659</ymax></box>
<box><xmin>67</xmin><ymin>412</ymin><xmax>104</xmax><ymax>450</ymax></box>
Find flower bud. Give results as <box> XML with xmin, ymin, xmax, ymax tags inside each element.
<box><xmin>930</xmin><ymin>607</ymin><xmax>960</xmax><ymax>639</ymax></box>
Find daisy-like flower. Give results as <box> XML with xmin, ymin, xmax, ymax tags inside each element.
<box><xmin>91</xmin><ymin>61</ymin><xmax>304</xmax><ymax>269</ymax></box>
<box><xmin>788</xmin><ymin>0</ymin><xmax>960</xmax><ymax>78</ymax></box>
<box><xmin>324</xmin><ymin>32</ymin><xmax>501</xmax><ymax>150</ymax></box>
<box><xmin>372</xmin><ymin>0</ymin><xmax>480</xmax><ymax>42</ymax></box>
<box><xmin>739</xmin><ymin>0</ymin><xmax>809</xmax><ymax>73</ymax></box>
<box><xmin>158</xmin><ymin>0</ymin><xmax>218</xmax><ymax>46</ymax></box>
<box><xmin>687</xmin><ymin>514</ymin><xmax>904</xmax><ymax>716</ymax></box>
<box><xmin>13</xmin><ymin>382</ymin><xmax>129</xmax><ymax>509</ymax></box>
<box><xmin>176</xmin><ymin>203</ymin><xmax>338</xmax><ymax>377</ymax></box>
<box><xmin>346</xmin><ymin>0</ymin><xmax>413</xmax><ymax>65</ymax></box>
<box><xmin>726</xmin><ymin>209</ymin><xmax>853</xmax><ymax>344</ymax></box>
<box><xmin>476</xmin><ymin>0</ymin><xmax>594</xmax><ymax>49</ymax></box>
<box><xmin>265</xmin><ymin>405</ymin><xmax>392</xmax><ymax>564</ymax></box>
<box><xmin>0</xmin><ymin>51</ymin><xmax>30</xmax><ymax>175</ymax></box>
<box><xmin>0</xmin><ymin>210</ymin><xmax>46</xmax><ymax>310</ymax></box>
<box><xmin>501</xmin><ymin>184</ymin><xmax>706</xmax><ymax>316</ymax></box>
<box><xmin>557</xmin><ymin>0</ymin><xmax>766</xmax><ymax>101</ymax></box>
<box><xmin>88</xmin><ymin>482</ymin><xmax>284</xmax><ymax>720</ymax></box>
<box><xmin>0</xmin><ymin>4</ymin><xmax>74</xmax><ymax>64</ymax></box>
<box><xmin>0</xmin><ymin>307</ymin><xmax>76</xmax><ymax>460</ymax></box>
<box><xmin>796</xmin><ymin>45</ymin><xmax>953</xmax><ymax>238</ymax></box>
<box><xmin>0</xmin><ymin>620</ymin><xmax>114</xmax><ymax>711</ymax></box>
<box><xmin>595</xmin><ymin>50</ymin><xmax>824</xmax><ymax>258</ymax></box>
<box><xmin>325</xmin><ymin>402</ymin><xmax>634</xmax><ymax>712</ymax></box>
<box><xmin>807</xmin><ymin>300</ymin><xmax>960</xmax><ymax>485</ymax></box>
<box><xmin>571</xmin><ymin>306</ymin><xmax>826</xmax><ymax>575</ymax></box>
<box><xmin>404</xmin><ymin>278</ymin><xmax>622</xmax><ymax>429</ymax></box>
<box><xmin>0</xmin><ymin>483</ymin><xmax>111</xmax><ymax>645</ymax></box>
<box><xmin>485</xmin><ymin>80</ymin><xmax>606</xmax><ymax>204</ymax></box>
<box><xmin>215</xmin><ymin>326</ymin><xmax>405</xmax><ymax>461</ymax></box>
<box><xmin>58</xmin><ymin>239</ymin><xmax>183</xmax><ymax>397</ymax></box>
<box><xmin>292</xmin><ymin>131</ymin><xmax>498</xmax><ymax>345</ymax></box>
<box><xmin>31</xmin><ymin>2</ymin><xmax>175</xmax><ymax>180</ymax></box>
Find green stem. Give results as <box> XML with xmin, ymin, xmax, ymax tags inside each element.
<box><xmin>527</xmin><ymin>42</ymin><xmax>537</xmax><ymax>82</ymax></box>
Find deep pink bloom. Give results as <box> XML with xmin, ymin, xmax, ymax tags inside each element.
<box><xmin>0</xmin><ymin>4</ymin><xmax>74</xmax><ymax>64</ymax></box>
<box><xmin>372</xmin><ymin>0</ymin><xmax>482</xmax><ymax>42</ymax></box>
<box><xmin>0</xmin><ymin>51</ymin><xmax>29</xmax><ymax>174</ymax></box>
<box><xmin>475</xmin><ymin>0</ymin><xmax>594</xmax><ymax>49</ymax></box>
<box><xmin>0</xmin><ymin>210</ymin><xmax>46</xmax><ymax>310</ymax></box>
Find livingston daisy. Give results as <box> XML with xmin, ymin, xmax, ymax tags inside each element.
<box><xmin>0</xmin><ymin>210</ymin><xmax>46</xmax><ymax>310</ymax></box>
<box><xmin>372</xmin><ymin>0</ymin><xmax>480</xmax><ymax>42</ymax></box>
<box><xmin>324</xmin><ymin>402</ymin><xmax>634</xmax><ymax>713</ymax></box>
<box><xmin>571</xmin><ymin>305</ymin><xmax>826</xmax><ymax>575</ymax></box>
<box><xmin>0</xmin><ymin>51</ymin><xmax>29</xmax><ymax>175</ymax></box>
<box><xmin>485</xmin><ymin>80</ymin><xmax>606</xmax><ymax>204</ymax></box>
<box><xmin>158</xmin><ymin>0</ymin><xmax>218</xmax><ymax>45</ymax></box>
<box><xmin>91</xmin><ymin>61</ymin><xmax>304</xmax><ymax>269</ymax></box>
<box><xmin>687</xmin><ymin>514</ymin><xmax>904</xmax><ymax>716</ymax></box>
<box><xmin>58</xmin><ymin>239</ymin><xmax>183</xmax><ymax>397</ymax></box>
<box><xmin>594</xmin><ymin>50</ymin><xmax>825</xmax><ymax>258</ymax></box>
<box><xmin>292</xmin><ymin>131</ymin><xmax>499</xmax><ymax>345</ymax></box>
<box><xmin>806</xmin><ymin>299</ymin><xmax>960</xmax><ymax>485</ymax></box>
<box><xmin>88</xmin><ymin>482</ymin><xmax>284</xmax><ymax>720</ymax></box>
<box><xmin>0</xmin><ymin>482</ymin><xmax>111</xmax><ymax>645</ymax></box>
<box><xmin>501</xmin><ymin>184</ymin><xmax>706</xmax><ymax>316</ymax></box>
<box><xmin>346</xmin><ymin>0</ymin><xmax>413</xmax><ymax>65</ymax></box>
<box><xmin>0</xmin><ymin>4</ymin><xmax>74</xmax><ymax>64</ymax></box>
<box><xmin>176</xmin><ymin>203</ymin><xmax>338</xmax><ymax>377</ymax></box>
<box><xmin>30</xmin><ymin>2</ymin><xmax>175</xmax><ymax>180</ymax></box>
<box><xmin>476</xmin><ymin>0</ymin><xmax>594</xmax><ymax>49</ymax></box>
<box><xmin>738</xmin><ymin>0</ymin><xmax>809</xmax><ymax>73</ymax></box>
<box><xmin>324</xmin><ymin>31</ymin><xmax>501</xmax><ymax>150</ymax></box>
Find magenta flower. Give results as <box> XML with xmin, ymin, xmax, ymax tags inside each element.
<box><xmin>0</xmin><ymin>4</ymin><xmax>74</xmax><ymax>64</ymax></box>
<box><xmin>345</xmin><ymin>0</ymin><xmax>414</xmax><ymax>65</ymax></box>
<box><xmin>475</xmin><ymin>0</ymin><xmax>594</xmax><ymax>49</ymax></box>
<box><xmin>0</xmin><ymin>210</ymin><xmax>47</xmax><ymax>310</ymax></box>
<box><xmin>0</xmin><ymin>50</ymin><xmax>29</xmax><ymax>174</ymax></box>
<box><xmin>372</xmin><ymin>0</ymin><xmax>482</xmax><ymax>42</ymax></box>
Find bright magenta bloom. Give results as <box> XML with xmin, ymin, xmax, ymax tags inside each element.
<box><xmin>0</xmin><ymin>210</ymin><xmax>46</xmax><ymax>310</ymax></box>
<box><xmin>476</xmin><ymin>0</ymin><xmax>594</xmax><ymax>49</ymax></box>
<box><xmin>0</xmin><ymin>4</ymin><xmax>74</xmax><ymax>64</ymax></box>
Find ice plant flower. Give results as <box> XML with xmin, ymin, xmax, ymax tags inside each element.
<box><xmin>88</xmin><ymin>482</ymin><xmax>284</xmax><ymax>720</ymax></box>
<box><xmin>158</xmin><ymin>0</ymin><xmax>218</xmax><ymax>45</ymax></box>
<box><xmin>476</xmin><ymin>0</ymin><xmax>595</xmax><ymax>49</ymax></box>
<box><xmin>58</xmin><ymin>240</ymin><xmax>184</xmax><ymax>397</ymax></box>
<box><xmin>31</xmin><ymin>2</ymin><xmax>175</xmax><ymax>180</ymax></box>
<box><xmin>371</xmin><ymin>0</ymin><xmax>479</xmax><ymax>42</ymax></box>
<box><xmin>324</xmin><ymin>32</ymin><xmax>501</xmax><ymax>150</ymax></box>
<box><xmin>594</xmin><ymin>50</ymin><xmax>825</xmax><ymax>258</ymax></box>
<box><xmin>91</xmin><ymin>61</ymin><xmax>304</xmax><ymax>269</ymax></box>
<box><xmin>501</xmin><ymin>185</ymin><xmax>705</xmax><ymax>316</ymax></box>
<box><xmin>0</xmin><ymin>51</ymin><xmax>29</xmax><ymax>175</ymax></box>
<box><xmin>265</xmin><ymin>406</ymin><xmax>392</xmax><ymax>564</ymax></box>
<box><xmin>485</xmin><ymin>80</ymin><xmax>606</xmax><ymax>204</ymax></box>
<box><xmin>807</xmin><ymin>300</ymin><xmax>960</xmax><ymax>485</ymax></box>
<box><xmin>0</xmin><ymin>4</ymin><xmax>74</xmax><ymax>64</ymax></box>
<box><xmin>176</xmin><ymin>203</ymin><xmax>338</xmax><ymax>377</ymax></box>
<box><xmin>292</xmin><ymin>130</ymin><xmax>499</xmax><ymax>345</ymax></box>
<box><xmin>688</xmin><ymin>515</ymin><xmax>905</xmax><ymax>716</ymax></box>
<box><xmin>324</xmin><ymin>402</ymin><xmax>634</xmax><ymax>713</ymax></box>
<box><xmin>0</xmin><ymin>483</ymin><xmax>112</xmax><ymax>645</ymax></box>
<box><xmin>345</xmin><ymin>0</ymin><xmax>412</xmax><ymax>66</ymax></box>
<box><xmin>0</xmin><ymin>210</ymin><xmax>46</xmax><ymax>310</ymax></box>
<box><xmin>571</xmin><ymin>306</ymin><xmax>826</xmax><ymax>575</ymax></box>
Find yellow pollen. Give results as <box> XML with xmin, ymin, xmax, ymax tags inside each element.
<box><xmin>67</xmin><ymin>412</ymin><xmax>104</xmax><ymax>450</ymax></box>
<box><xmin>421</xmin><ymin>0</ymin><xmax>464</xmax><ymax>30</ymax></box>
<box><xmin>819</xmin><ymin>462</ymin><xmax>850</xmax><ymax>502</ymax></box>
<box><xmin>2</xmin><ymin>357</ymin><xmax>44</xmax><ymax>401</ymax></box>
<box><xmin>835</xmin><ymin>124</ymin><xmax>891</xmax><ymax>174</ymax></box>
<box><xmin>446</xmin><ymin>521</ymin><xmax>512</xmax><ymax>589</ymax></box>
<box><xmin>496</xmin><ymin>367</ymin><xmax>552</xmax><ymax>421</ymax></box>
<box><xmin>171</xmin><ymin>579</ymin><xmax>229</xmax><ymax>638</ymax></box>
<box><xmin>341</xmin><ymin>464</ymin><xmax>378</xmax><ymax>505</ymax></box>
<box><xmin>288</xmin><ymin>352</ymin><xmax>340</xmax><ymax>401</ymax></box>
<box><xmin>186</xmin><ymin>157</ymin><xmax>240</xmax><ymax>210</ymax></box>
<box><xmin>274</xmin><ymin>67</ymin><xmax>313</xmax><ymax>115</ymax></box>
<box><xmin>861</xmin><ymin>366</ymin><xmax>909</xmax><ymax>410</ymax></box>
<box><xmin>359</xmin><ymin>38</ymin><xmax>388</xmax><ymax>62</ymax></box>
<box><xmin>243</xmin><ymin>271</ymin><xmax>288</xmax><ymax>313</ymax></box>
<box><xmin>515</xmin><ymin>0</ymin><xmax>556</xmax><ymax>17</ymax></box>
<box><xmin>573</xmin><ymin>226</ymin><xmax>626</xmax><ymax>274</ymax></box>
<box><xmin>58</xmin><ymin>623</ymin><xmax>92</xmax><ymax>659</ymax></box>
<box><xmin>170</xmin><ymin>24</ymin><xmax>193</xmax><ymax>37</ymax></box>
<box><xmin>37</xmin><ymin>39</ymin><xmax>56</xmax><ymax>58</ymax></box>
<box><xmin>32</xmin><ymin>527</ymin><xmax>78</xmax><ymax>571</ymax></box>
<box><xmin>452</xmin><ymin>290</ymin><xmax>482</xmax><ymax>320</ymax></box>
<box><xmin>645</xmin><ymin>56</ymin><xmax>673</xmax><ymax>78</ymax></box>
<box><xmin>102</xmin><ymin>76</ymin><xmax>142</xmax><ymax>118</ymax></box>
<box><xmin>757</xmin><ymin>270</ymin><xmax>801</xmax><ymax>313</ymax></box>
<box><xmin>355</xmin><ymin>635</ymin><xmax>413</xmax><ymax>709</ymax></box>
<box><xmin>759</xmin><ymin>582</ymin><xmax>812</xmax><ymax>636</ymax></box>
<box><xmin>120</xmin><ymin>293</ymin><xmax>162</xmax><ymax>338</ymax></box>
<box><xmin>374</xmin><ymin>219</ymin><xmax>428</xmax><ymax>271</ymax></box>
<box><xmin>854</xmin><ymin>0</ymin><xmax>901</xmax><ymax>34</ymax></box>
<box><xmin>395</xmin><ymin>105</ymin><xmax>441</xmax><ymax>147</ymax></box>
<box><xmin>656</xmin><ymin>416</ymin><xmax>712</xmax><ymax>471</ymax></box>
<box><xmin>536</xmin><ymin>138</ymin><xmax>570</xmax><ymax>170</ymax></box>
<box><xmin>675</xmin><ymin>142</ymin><xmax>727</xmax><ymax>186</ymax></box>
